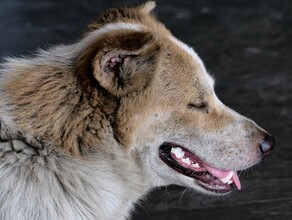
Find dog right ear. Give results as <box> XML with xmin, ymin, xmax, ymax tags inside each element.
<box><xmin>76</xmin><ymin>31</ymin><xmax>160</xmax><ymax>96</ymax></box>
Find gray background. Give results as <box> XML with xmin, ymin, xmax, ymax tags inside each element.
<box><xmin>0</xmin><ymin>0</ymin><xmax>291</xmax><ymax>219</ymax></box>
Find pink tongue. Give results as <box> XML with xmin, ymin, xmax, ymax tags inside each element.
<box><xmin>205</xmin><ymin>166</ymin><xmax>241</xmax><ymax>190</ymax></box>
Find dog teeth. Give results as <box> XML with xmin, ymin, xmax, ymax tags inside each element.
<box><xmin>227</xmin><ymin>180</ymin><xmax>233</xmax><ymax>185</ymax></box>
<box><xmin>220</xmin><ymin>172</ymin><xmax>233</xmax><ymax>184</ymax></box>
<box><xmin>181</xmin><ymin>157</ymin><xmax>191</xmax><ymax>165</ymax></box>
<box><xmin>191</xmin><ymin>163</ymin><xmax>200</xmax><ymax>168</ymax></box>
<box><xmin>171</xmin><ymin>147</ymin><xmax>185</xmax><ymax>159</ymax></box>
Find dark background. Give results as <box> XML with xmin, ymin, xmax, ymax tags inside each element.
<box><xmin>0</xmin><ymin>0</ymin><xmax>291</xmax><ymax>219</ymax></box>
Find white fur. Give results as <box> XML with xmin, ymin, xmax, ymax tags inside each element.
<box><xmin>0</xmin><ymin>134</ymin><xmax>151</xmax><ymax>220</ymax></box>
<box><xmin>74</xmin><ymin>23</ymin><xmax>142</xmax><ymax>56</ymax></box>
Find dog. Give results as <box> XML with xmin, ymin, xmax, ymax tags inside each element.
<box><xmin>0</xmin><ymin>1</ymin><xmax>275</xmax><ymax>220</ymax></box>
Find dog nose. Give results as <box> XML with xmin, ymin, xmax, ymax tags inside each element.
<box><xmin>259</xmin><ymin>134</ymin><xmax>275</xmax><ymax>157</ymax></box>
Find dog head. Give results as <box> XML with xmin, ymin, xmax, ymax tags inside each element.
<box><xmin>77</xmin><ymin>2</ymin><xmax>275</xmax><ymax>194</ymax></box>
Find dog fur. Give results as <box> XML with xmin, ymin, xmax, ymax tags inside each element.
<box><xmin>0</xmin><ymin>2</ymin><xmax>273</xmax><ymax>220</ymax></box>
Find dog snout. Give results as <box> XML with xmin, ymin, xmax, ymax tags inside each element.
<box><xmin>259</xmin><ymin>134</ymin><xmax>275</xmax><ymax>158</ymax></box>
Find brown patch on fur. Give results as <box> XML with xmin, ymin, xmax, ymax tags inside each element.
<box><xmin>4</xmin><ymin>65</ymin><xmax>117</xmax><ymax>155</ymax></box>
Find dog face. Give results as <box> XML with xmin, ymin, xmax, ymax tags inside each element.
<box><xmin>126</xmin><ymin>37</ymin><xmax>274</xmax><ymax>194</ymax></box>
<box><xmin>80</xmin><ymin>2</ymin><xmax>274</xmax><ymax>194</ymax></box>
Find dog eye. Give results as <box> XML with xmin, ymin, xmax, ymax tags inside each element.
<box><xmin>187</xmin><ymin>102</ymin><xmax>208</xmax><ymax>111</ymax></box>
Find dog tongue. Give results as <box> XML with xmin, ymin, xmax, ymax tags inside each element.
<box><xmin>205</xmin><ymin>166</ymin><xmax>241</xmax><ymax>190</ymax></box>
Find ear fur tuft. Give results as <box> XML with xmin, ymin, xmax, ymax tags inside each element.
<box><xmin>140</xmin><ymin>1</ymin><xmax>156</xmax><ymax>14</ymax></box>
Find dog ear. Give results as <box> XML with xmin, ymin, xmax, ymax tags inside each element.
<box><xmin>92</xmin><ymin>31</ymin><xmax>160</xmax><ymax>96</ymax></box>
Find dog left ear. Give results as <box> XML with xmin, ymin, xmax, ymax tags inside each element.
<box><xmin>92</xmin><ymin>32</ymin><xmax>160</xmax><ymax>96</ymax></box>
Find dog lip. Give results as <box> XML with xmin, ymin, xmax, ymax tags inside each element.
<box><xmin>159</xmin><ymin>142</ymin><xmax>239</xmax><ymax>194</ymax></box>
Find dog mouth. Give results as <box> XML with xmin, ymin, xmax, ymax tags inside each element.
<box><xmin>159</xmin><ymin>142</ymin><xmax>241</xmax><ymax>194</ymax></box>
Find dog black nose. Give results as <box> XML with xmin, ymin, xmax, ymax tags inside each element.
<box><xmin>259</xmin><ymin>134</ymin><xmax>275</xmax><ymax>157</ymax></box>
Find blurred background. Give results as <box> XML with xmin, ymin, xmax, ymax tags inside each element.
<box><xmin>0</xmin><ymin>0</ymin><xmax>291</xmax><ymax>219</ymax></box>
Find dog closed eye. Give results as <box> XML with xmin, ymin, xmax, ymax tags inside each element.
<box><xmin>187</xmin><ymin>102</ymin><xmax>208</xmax><ymax>111</ymax></box>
